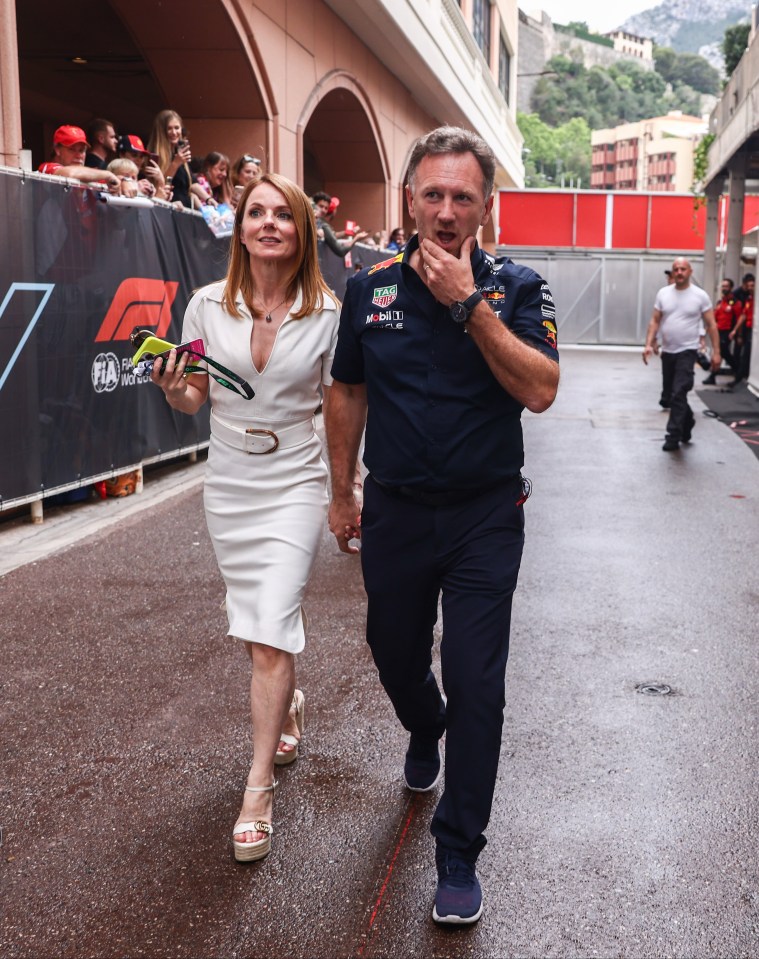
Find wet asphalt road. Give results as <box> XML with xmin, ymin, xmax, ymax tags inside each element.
<box><xmin>1</xmin><ymin>348</ymin><xmax>758</xmax><ymax>958</ymax></box>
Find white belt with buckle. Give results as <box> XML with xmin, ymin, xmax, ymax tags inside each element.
<box><xmin>210</xmin><ymin>410</ymin><xmax>315</xmax><ymax>454</ymax></box>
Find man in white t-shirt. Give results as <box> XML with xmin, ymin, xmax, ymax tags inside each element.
<box><xmin>643</xmin><ymin>257</ymin><xmax>720</xmax><ymax>451</ymax></box>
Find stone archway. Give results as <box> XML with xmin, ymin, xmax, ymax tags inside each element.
<box><xmin>299</xmin><ymin>72</ymin><xmax>389</xmax><ymax>240</ymax></box>
<box><xmin>15</xmin><ymin>0</ymin><xmax>274</xmax><ymax>171</ymax></box>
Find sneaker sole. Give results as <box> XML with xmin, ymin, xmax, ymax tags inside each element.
<box><xmin>403</xmin><ymin>745</ymin><xmax>442</xmax><ymax>792</ymax></box>
<box><xmin>404</xmin><ymin>766</ymin><xmax>442</xmax><ymax>792</ymax></box>
<box><xmin>432</xmin><ymin>902</ymin><xmax>483</xmax><ymax>925</ymax></box>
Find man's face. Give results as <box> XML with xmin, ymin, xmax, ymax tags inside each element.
<box><xmin>721</xmin><ymin>282</ymin><xmax>732</xmax><ymax>297</ymax></box>
<box><xmin>745</xmin><ymin>279</ymin><xmax>755</xmax><ymax>294</ymax></box>
<box><xmin>405</xmin><ymin>152</ymin><xmax>492</xmax><ymax>257</ymax></box>
<box><xmin>55</xmin><ymin>141</ymin><xmax>87</xmax><ymax>165</ymax></box>
<box><xmin>101</xmin><ymin>126</ymin><xmax>117</xmax><ymax>152</ymax></box>
<box><xmin>670</xmin><ymin>260</ymin><xmax>692</xmax><ymax>289</ymax></box>
<box><xmin>314</xmin><ymin>198</ymin><xmax>330</xmax><ymax>218</ymax></box>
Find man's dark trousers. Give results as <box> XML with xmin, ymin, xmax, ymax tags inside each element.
<box><xmin>662</xmin><ymin>349</ymin><xmax>696</xmax><ymax>440</ymax></box>
<box><xmin>718</xmin><ymin>330</ymin><xmax>737</xmax><ymax>373</ymax></box>
<box><xmin>360</xmin><ymin>474</ymin><xmax>525</xmax><ymax>860</ymax></box>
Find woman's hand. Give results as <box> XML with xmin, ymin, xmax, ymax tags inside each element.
<box><xmin>169</xmin><ymin>141</ymin><xmax>192</xmax><ymax>174</ymax></box>
<box><xmin>150</xmin><ymin>348</ymin><xmax>190</xmax><ymax>403</ymax></box>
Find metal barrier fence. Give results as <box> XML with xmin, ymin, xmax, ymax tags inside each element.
<box><xmin>499</xmin><ymin>248</ymin><xmax>705</xmax><ymax>346</ymax></box>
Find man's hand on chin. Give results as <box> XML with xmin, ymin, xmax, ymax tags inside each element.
<box><xmin>420</xmin><ymin>235</ymin><xmax>477</xmax><ymax>304</ymax></box>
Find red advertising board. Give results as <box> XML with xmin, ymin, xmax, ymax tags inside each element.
<box><xmin>498</xmin><ymin>190</ymin><xmax>759</xmax><ymax>251</ymax></box>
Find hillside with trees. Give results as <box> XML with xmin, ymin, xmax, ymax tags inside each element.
<box><xmin>518</xmin><ymin>35</ymin><xmax>722</xmax><ymax>190</ymax></box>
<box><xmin>529</xmin><ymin>49</ymin><xmax>716</xmax><ymax>129</ymax></box>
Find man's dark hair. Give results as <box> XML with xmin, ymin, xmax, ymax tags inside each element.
<box><xmin>722</xmin><ymin>278</ymin><xmax>734</xmax><ymax>288</ymax></box>
<box><xmin>87</xmin><ymin>118</ymin><xmax>114</xmax><ymax>142</ymax></box>
<box><xmin>406</xmin><ymin>126</ymin><xmax>496</xmax><ymax>199</ymax></box>
<box><xmin>742</xmin><ymin>273</ymin><xmax>755</xmax><ymax>283</ymax></box>
<box><xmin>312</xmin><ymin>191</ymin><xmax>331</xmax><ymax>205</ymax></box>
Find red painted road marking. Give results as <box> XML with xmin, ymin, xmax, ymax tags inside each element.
<box><xmin>355</xmin><ymin>796</ymin><xmax>417</xmax><ymax>957</ymax></box>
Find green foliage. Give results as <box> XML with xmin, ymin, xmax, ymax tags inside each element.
<box><xmin>518</xmin><ymin>112</ymin><xmax>591</xmax><ymax>189</ymax></box>
<box><xmin>693</xmin><ymin>133</ymin><xmax>715</xmax><ymax>191</ymax></box>
<box><xmin>653</xmin><ymin>45</ymin><xmax>719</xmax><ymax>94</ymax></box>
<box><xmin>554</xmin><ymin>21</ymin><xmax>614</xmax><ymax>48</ymax></box>
<box><xmin>723</xmin><ymin>23</ymin><xmax>751</xmax><ymax>77</ymax></box>
<box><xmin>530</xmin><ymin>51</ymin><xmax>712</xmax><ymax>129</ymax></box>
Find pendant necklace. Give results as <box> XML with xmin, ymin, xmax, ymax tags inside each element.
<box><xmin>255</xmin><ymin>294</ymin><xmax>289</xmax><ymax>323</ymax></box>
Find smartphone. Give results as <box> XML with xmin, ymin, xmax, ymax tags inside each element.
<box><xmin>132</xmin><ymin>335</ymin><xmax>205</xmax><ymax>367</ymax></box>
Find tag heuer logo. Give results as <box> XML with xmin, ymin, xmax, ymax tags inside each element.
<box><xmin>372</xmin><ymin>284</ymin><xmax>397</xmax><ymax>308</ymax></box>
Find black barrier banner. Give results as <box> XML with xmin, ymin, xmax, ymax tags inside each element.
<box><xmin>0</xmin><ymin>172</ymin><xmax>388</xmax><ymax>507</ymax></box>
<box><xmin>0</xmin><ymin>175</ymin><xmax>228</xmax><ymax>505</ymax></box>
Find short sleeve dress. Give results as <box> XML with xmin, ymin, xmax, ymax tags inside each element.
<box><xmin>182</xmin><ymin>280</ymin><xmax>339</xmax><ymax>653</ymax></box>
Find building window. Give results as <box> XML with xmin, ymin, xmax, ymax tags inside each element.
<box><xmin>472</xmin><ymin>0</ymin><xmax>491</xmax><ymax>63</ymax></box>
<box><xmin>498</xmin><ymin>34</ymin><xmax>511</xmax><ymax>104</ymax></box>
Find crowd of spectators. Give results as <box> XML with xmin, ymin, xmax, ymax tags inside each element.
<box><xmin>35</xmin><ymin>111</ymin><xmax>411</xmax><ymax>253</ymax></box>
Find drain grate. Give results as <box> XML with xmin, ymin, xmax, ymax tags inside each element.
<box><xmin>635</xmin><ymin>681</ymin><xmax>674</xmax><ymax>696</ymax></box>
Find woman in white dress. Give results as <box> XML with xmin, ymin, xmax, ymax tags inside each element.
<box><xmin>151</xmin><ymin>173</ymin><xmax>339</xmax><ymax>861</ymax></box>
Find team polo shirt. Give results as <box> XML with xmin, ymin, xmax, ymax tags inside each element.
<box><xmin>714</xmin><ymin>294</ymin><xmax>742</xmax><ymax>332</ymax></box>
<box><xmin>331</xmin><ymin>236</ymin><xmax>559</xmax><ymax>491</ymax></box>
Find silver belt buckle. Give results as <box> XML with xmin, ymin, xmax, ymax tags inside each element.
<box><xmin>244</xmin><ymin>428</ymin><xmax>279</xmax><ymax>454</ymax></box>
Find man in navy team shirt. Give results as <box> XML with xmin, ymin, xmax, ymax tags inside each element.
<box><xmin>325</xmin><ymin>126</ymin><xmax>559</xmax><ymax>925</ymax></box>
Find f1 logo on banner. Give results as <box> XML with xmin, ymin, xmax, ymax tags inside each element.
<box><xmin>95</xmin><ymin>278</ymin><xmax>179</xmax><ymax>342</ymax></box>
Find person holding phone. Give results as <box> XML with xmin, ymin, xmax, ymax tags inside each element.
<box><xmin>150</xmin><ymin>174</ymin><xmax>339</xmax><ymax>863</ymax></box>
<box><xmin>148</xmin><ymin>109</ymin><xmax>193</xmax><ymax>208</ymax></box>
<box><xmin>231</xmin><ymin>154</ymin><xmax>262</xmax><ymax>208</ymax></box>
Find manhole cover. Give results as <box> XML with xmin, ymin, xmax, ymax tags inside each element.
<box><xmin>635</xmin><ymin>681</ymin><xmax>674</xmax><ymax>696</ymax></box>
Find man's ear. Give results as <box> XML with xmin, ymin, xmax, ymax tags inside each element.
<box><xmin>405</xmin><ymin>184</ymin><xmax>416</xmax><ymax>222</ymax></box>
<box><xmin>481</xmin><ymin>194</ymin><xmax>494</xmax><ymax>227</ymax></box>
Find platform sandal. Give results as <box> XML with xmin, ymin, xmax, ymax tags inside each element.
<box><xmin>274</xmin><ymin>689</ymin><xmax>305</xmax><ymax>766</ymax></box>
<box><xmin>232</xmin><ymin>781</ymin><xmax>277</xmax><ymax>862</ymax></box>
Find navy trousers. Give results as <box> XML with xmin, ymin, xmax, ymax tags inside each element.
<box><xmin>662</xmin><ymin>349</ymin><xmax>696</xmax><ymax>441</ymax></box>
<box><xmin>360</xmin><ymin>474</ymin><xmax>525</xmax><ymax>859</ymax></box>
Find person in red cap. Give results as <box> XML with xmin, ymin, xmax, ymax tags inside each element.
<box><xmin>85</xmin><ymin>119</ymin><xmax>118</xmax><ymax>170</ymax></box>
<box><xmin>38</xmin><ymin>125</ymin><xmax>119</xmax><ymax>188</ymax></box>
<box><xmin>116</xmin><ymin>134</ymin><xmax>170</xmax><ymax>199</ymax></box>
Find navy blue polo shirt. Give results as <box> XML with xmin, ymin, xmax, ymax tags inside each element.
<box><xmin>331</xmin><ymin>235</ymin><xmax>559</xmax><ymax>491</ymax></box>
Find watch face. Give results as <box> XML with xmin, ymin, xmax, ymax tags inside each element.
<box><xmin>450</xmin><ymin>301</ymin><xmax>467</xmax><ymax>323</ymax></box>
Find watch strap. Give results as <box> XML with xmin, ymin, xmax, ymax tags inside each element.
<box><xmin>462</xmin><ymin>290</ymin><xmax>483</xmax><ymax>312</ymax></box>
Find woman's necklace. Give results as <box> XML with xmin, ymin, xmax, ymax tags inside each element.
<box><xmin>254</xmin><ymin>293</ymin><xmax>289</xmax><ymax>323</ymax></box>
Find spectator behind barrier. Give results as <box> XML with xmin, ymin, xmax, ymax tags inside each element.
<box><xmin>38</xmin><ymin>125</ymin><xmax>119</xmax><ymax>190</ymax></box>
<box><xmin>231</xmin><ymin>154</ymin><xmax>262</xmax><ymax>209</ymax></box>
<box><xmin>107</xmin><ymin>158</ymin><xmax>140</xmax><ymax>198</ymax></box>
<box><xmin>201</xmin><ymin>152</ymin><xmax>234</xmax><ymax>206</ymax></box>
<box><xmin>116</xmin><ymin>134</ymin><xmax>170</xmax><ymax>200</ymax></box>
<box><xmin>148</xmin><ymin>109</ymin><xmax>193</xmax><ymax>208</ymax></box>
<box><xmin>233</xmin><ymin>154</ymin><xmax>262</xmax><ymax>187</ymax></box>
<box><xmin>85</xmin><ymin>118</ymin><xmax>118</xmax><ymax>170</ymax></box>
<box><xmin>386</xmin><ymin>227</ymin><xmax>406</xmax><ymax>252</ymax></box>
<box><xmin>312</xmin><ymin>191</ymin><xmax>369</xmax><ymax>256</ymax></box>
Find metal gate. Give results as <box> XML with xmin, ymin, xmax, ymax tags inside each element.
<box><xmin>498</xmin><ymin>249</ymin><xmax>705</xmax><ymax>346</ymax></box>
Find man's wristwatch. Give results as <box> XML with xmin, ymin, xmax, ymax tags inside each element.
<box><xmin>449</xmin><ymin>290</ymin><xmax>484</xmax><ymax>324</ymax></box>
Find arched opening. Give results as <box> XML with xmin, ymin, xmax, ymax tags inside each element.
<box><xmin>16</xmin><ymin>0</ymin><xmax>273</xmax><ymax>171</ymax></box>
<box><xmin>301</xmin><ymin>79</ymin><xmax>388</xmax><ymax>242</ymax></box>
